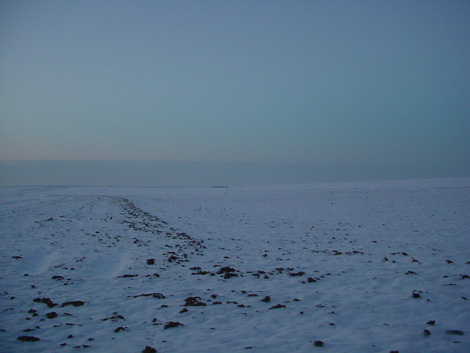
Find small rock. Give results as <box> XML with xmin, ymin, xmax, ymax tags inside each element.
<box><xmin>33</xmin><ymin>297</ymin><xmax>57</xmax><ymax>308</ymax></box>
<box><xmin>446</xmin><ymin>330</ymin><xmax>464</xmax><ymax>336</ymax></box>
<box><xmin>46</xmin><ymin>312</ymin><xmax>58</xmax><ymax>319</ymax></box>
<box><xmin>405</xmin><ymin>271</ymin><xmax>417</xmax><ymax>275</ymax></box>
<box><xmin>192</xmin><ymin>270</ymin><xmax>211</xmax><ymax>275</ymax></box>
<box><xmin>289</xmin><ymin>271</ymin><xmax>305</xmax><ymax>277</ymax></box>
<box><xmin>314</xmin><ymin>340</ymin><xmax>324</xmax><ymax>347</ymax></box>
<box><xmin>424</xmin><ymin>329</ymin><xmax>431</xmax><ymax>336</ymax></box>
<box><xmin>17</xmin><ymin>336</ymin><xmax>40</xmax><ymax>342</ymax></box>
<box><xmin>217</xmin><ymin>266</ymin><xmax>239</xmax><ymax>279</ymax></box>
<box><xmin>427</xmin><ymin>320</ymin><xmax>436</xmax><ymax>326</ymax></box>
<box><xmin>62</xmin><ymin>301</ymin><xmax>85</xmax><ymax>307</ymax></box>
<box><xmin>133</xmin><ymin>293</ymin><xmax>165</xmax><ymax>299</ymax></box>
<box><xmin>168</xmin><ymin>255</ymin><xmax>179</xmax><ymax>262</ymax></box>
<box><xmin>142</xmin><ymin>347</ymin><xmax>157</xmax><ymax>353</ymax></box>
<box><xmin>184</xmin><ymin>297</ymin><xmax>206</xmax><ymax>306</ymax></box>
<box><xmin>102</xmin><ymin>313</ymin><xmax>125</xmax><ymax>322</ymax></box>
<box><xmin>269</xmin><ymin>304</ymin><xmax>286</xmax><ymax>310</ymax></box>
<box><xmin>261</xmin><ymin>296</ymin><xmax>271</xmax><ymax>303</ymax></box>
<box><xmin>164</xmin><ymin>321</ymin><xmax>183</xmax><ymax>329</ymax></box>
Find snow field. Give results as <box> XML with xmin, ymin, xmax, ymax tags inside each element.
<box><xmin>0</xmin><ymin>179</ymin><xmax>469</xmax><ymax>352</ymax></box>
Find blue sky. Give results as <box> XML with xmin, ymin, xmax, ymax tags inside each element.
<box><xmin>0</xmin><ymin>1</ymin><xmax>469</xmax><ymax>184</ymax></box>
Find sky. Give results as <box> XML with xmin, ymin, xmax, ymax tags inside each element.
<box><xmin>0</xmin><ymin>1</ymin><xmax>469</xmax><ymax>185</ymax></box>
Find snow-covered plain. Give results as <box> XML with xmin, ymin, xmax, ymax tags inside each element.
<box><xmin>1</xmin><ymin>179</ymin><xmax>469</xmax><ymax>353</ymax></box>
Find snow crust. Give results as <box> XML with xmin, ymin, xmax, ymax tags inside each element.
<box><xmin>1</xmin><ymin>178</ymin><xmax>469</xmax><ymax>352</ymax></box>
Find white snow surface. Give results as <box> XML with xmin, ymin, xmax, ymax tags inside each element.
<box><xmin>1</xmin><ymin>178</ymin><xmax>469</xmax><ymax>353</ymax></box>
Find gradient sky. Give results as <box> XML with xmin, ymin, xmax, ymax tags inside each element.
<box><xmin>1</xmin><ymin>1</ymin><xmax>469</xmax><ymax>176</ymax></box>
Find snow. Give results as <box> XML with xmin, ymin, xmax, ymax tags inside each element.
<box><xmin>1</xmin><ymin>178</ymin><xmax>469</xmax><ymax>353</ymax></box>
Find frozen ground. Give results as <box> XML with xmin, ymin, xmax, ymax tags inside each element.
<box><xmin>0</xmin><ymin>178</ymin><xmax>469</xmax><ymax>353</ymax></box>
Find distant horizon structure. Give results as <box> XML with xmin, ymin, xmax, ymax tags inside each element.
<box><xmin>0</xmin><ymin>160</ymin><xmax>468</xmax><ymax>187</ymax></box>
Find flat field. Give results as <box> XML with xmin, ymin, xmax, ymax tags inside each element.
<box><xmin>1</xmin><ymin>179</ymin><xmax>469</xmax><ymax>352</ymax></box>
